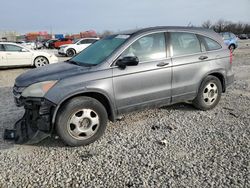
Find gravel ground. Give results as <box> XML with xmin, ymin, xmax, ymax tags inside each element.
<box><xmin>0</xmin><ymin>44</ymin><xmax>249</xmax><ymax>187</ymax></box>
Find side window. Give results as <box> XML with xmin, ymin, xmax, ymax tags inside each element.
<box><xmin>80</xmin><ymin>40</ymin><xmax>88</xmax><ymax>44</ymax></box>
<box><xmin>170</xmin><ymin>32</ymin><xmax>201</xmax><ymax>56</ymax></box>
<box><xmin>0</xmin><ymin>44</ymin><xmax>5</xmax><ymax>51</ymax></box>
<box><xmin>230</xmin><ymin>33</ymin><xmax>236</xmax><ymax>38</ymax></box>
<box><xmin>4</xmin><ymin>44</ymin><xmax>22</xmax><ymax>52</ymax></box>
<box><xmin>202</xmin><ymin>36</ymin><xmax>221</xmax><ymax>51</ymax></box>
<box><xmin>121</xmin><ymin>33</ymin><xmax>166</xmax><ymax>62</ymax></box>
<box><xmin>222</xmin><ymin>33</ymin><xmax>230</xmax><ymax>40</ymax></box>
<box><xmin>89</xmin><ymin>39</ymin><xmax>97</xmax><ymax>43</ymax></box>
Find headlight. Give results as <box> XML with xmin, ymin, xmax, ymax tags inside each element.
<box><xmin>21</xmin><ymin>80</ymin><xmax>57</xmax><ymax>97</ymax></box>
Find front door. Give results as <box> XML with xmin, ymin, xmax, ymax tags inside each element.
<box><xmin>112</xmin><ymin>32</ymin><xmax>172</xmax><ymax>114</ymax></box>
<box><xmin>3</xmin><ymin>44</ymin><xmax>32</xmax><ymax>66</ymax></box>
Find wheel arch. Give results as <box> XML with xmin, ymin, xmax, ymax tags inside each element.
<box><xmin>66</xmin><ymin>48</ymin><xmax>76</xmax><ymax>56</ymax></box>
<box><xmin>33</xmin><ymin>55</ymin><xmax>49</xmax><ymax>66</ymax></box>
<box><xmin>52</xmin><ymin>91</ymin><xmax>116</xmax><ymax>128</ymax></box>
<box><xmin>228</xmin><ymin>43</ymin><xmax>236</xmax><ymax>49</ymax></box>
<box><xmin>208</xmin><ymin>72</ymin><xmax>226</xmax><ymax>92</ymax></box>
<box><xmin>199</xmin><ymin>71</ymin><xmax>226</xmax><ymax>93</ymax></box>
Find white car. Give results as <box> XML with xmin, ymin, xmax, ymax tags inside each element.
<box><xmin>0</xmin><ymin>42</ymin><xmax>58</xmax><ymax>68</ymax></box>
<box><xmin>18</xmin><ymin>41</ymin><xmax>36</xmax><ymax>50</ymax></box>
<box><xmin>58</xmin><ymin>38</ymin><xmax>99</xmax><ymax>57</ymax></box>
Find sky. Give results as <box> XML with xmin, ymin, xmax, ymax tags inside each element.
<box><xmin>0</xmin><ymin>0</ymin><xmax>249</xmax><ymax>34</ymax></box>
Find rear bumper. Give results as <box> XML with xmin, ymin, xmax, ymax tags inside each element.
<box><xmin>226</xmin><ymin>72</ymin><xmax>234</xmax><ymax>87</ymax></box>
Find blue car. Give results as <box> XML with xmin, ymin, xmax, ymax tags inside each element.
<box><xmin>220</xmin><ymin>32</ymin><xmax>238</xmax><ymax>51</ymax></box>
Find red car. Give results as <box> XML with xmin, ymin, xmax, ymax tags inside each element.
<box><xmin>53</xmin><ymin>38</ymin><xmax>72</xmax><ymax>49</ymax></box>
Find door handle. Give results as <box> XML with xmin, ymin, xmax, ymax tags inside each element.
<box><xmin>157</xmin><ymin>61</ymin><xmax>169</xmax><ymax>67</ymax></box>
<box><xmin>199</xmin><ymin>56</ymin><xmax>208</xmax><ymax>60</ymax></box>
<box><xmin>6</xmin><ymin>53</ymin><xmax>11</xmax><ymax>55</ymax></box>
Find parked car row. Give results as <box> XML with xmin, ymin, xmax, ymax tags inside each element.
<box><xmin>0</xmin><ymin>42</ymin><xmax>58</xmax><ymax>68</ymax></box>
<box><xmin>238</xmin><ymin>34</ymin><xmax>250</xmax><ymax>40</ymax></box>
<box><xmin>45</xmin><ymin>38</ymin><xmax>73</xmax><ymax>49</ymax></box>
<box><xmin>16</xmin><ymin>41</ymin><xmax>44</xmax><ymax>50</ymax></box>
<box><xmin>58</xmin><ymin>38</ymin><xmax>99</xmax><ymax>57</ymax></box>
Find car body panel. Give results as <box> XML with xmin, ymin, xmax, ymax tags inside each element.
<box><xmin>112</xmin><ymin>58</ymin><xmax>172</xmax><ymax>113</ymax></box>
<box><xmin>12</xmin><ymin>26</ymin><xmax>234</xmax><ymax>144</ymax></box>
<box><xmin>54</xmin><ymin>39</ymin><xmax>72</xmax><ymax>49</ymax></box>
<box><xmin>6</xmin><ymin>50</ymin><xmax>33</xmax><ymax>66</ymax></box>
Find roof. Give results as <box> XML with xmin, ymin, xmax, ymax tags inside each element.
<box><xmin>116</xmin><ymin>26</ymin><xmax>222</xmax><ymax>43</ymax></box>
<box><xmin>118</xmin><ymin>26</ymin><xmax>215</xmax><ymax>35</ymax></box>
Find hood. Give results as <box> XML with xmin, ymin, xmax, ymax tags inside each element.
<box><xmin>60</xmin><ymin>44</ymin><xmax>71</xmax><ymax>48</ymax></box>
<box><xmin>15</xmin><ymin>62</ymin><xmax>90</xmax><ymax>87</ymax></box>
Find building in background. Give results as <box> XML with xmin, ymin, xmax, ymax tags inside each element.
<box><xmin>0</xmin><ymin>30</ymin><xmax>19</xmax><ymax>41</ymax></box>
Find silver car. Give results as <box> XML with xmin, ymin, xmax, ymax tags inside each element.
<box><xmin>6</xmin><ymin>26</ymin><xmax>234</xmax><ymax>146</ymax></box>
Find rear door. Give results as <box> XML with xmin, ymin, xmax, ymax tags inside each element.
<box><xmin>77</xmin><ymin>39</ymin><xmax>93</xmax><ymax>52</ymax></box>
<box><xmin>112</xmin><ymin>32</ymin><xmax>172</xmax><ymax>113</ymax></box>
<box><xmin>170</xmin><ymin>32</ymin><xmax>208</xmax><ymax>103</ymax></box>
<box><xmin>3</xmin><ymin>44</ymin><xmax>33</xmax><ymax>66</ymax></box>
<box><xmin>0</xmin><ymin>44</ymin><xmax>8</xmax><ymax>66</ymax></box>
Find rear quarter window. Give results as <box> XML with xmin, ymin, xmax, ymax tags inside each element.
<box><xmin>201</xmin><ymin>36</ymin><xmax>222</xmax><ymax>51</ymax></box>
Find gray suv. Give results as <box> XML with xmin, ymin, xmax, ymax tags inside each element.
<box><xmin>7</xmin><ymin>27</ymin><xmax>234</xmax><ymax>146</ymax></box>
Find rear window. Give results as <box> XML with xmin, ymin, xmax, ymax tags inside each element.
<box><xmin>222</xmin><ymin>33</ymin><xmax>230</xmax><ymax>40</ymax></box>
<box><xmin>202</xmin><ymin>36</ymin><xmax>221</xmax><ymax>51</ymax></box>
<box><xmin>170</xmin><ymin>32</ymin><xmax>201</xmax><ymax>56</ymax></box>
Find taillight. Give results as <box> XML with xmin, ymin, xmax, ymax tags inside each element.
<box><xmin>229</xmin><ymin>50</ymin><xmax>233</xmax><ymax>64</ymax></box>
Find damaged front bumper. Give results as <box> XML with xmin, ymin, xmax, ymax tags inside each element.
<box><xmin>4</xmin><ymin>97</ymin><xmax>56</xmax><ymax>144</ymax></box>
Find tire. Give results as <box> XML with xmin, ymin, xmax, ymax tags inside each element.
<box><xmin>34</xmin><ymin>56</ymin><xmax>49</xmax><ymax>67</ymax></box>
<box><xmin>66</xmin><ymin>48</ymin><xmax>76</xmax><ymax>57</ymax></box>
<box><xmin>229</xmin><ymin>44</ymin><xmax>235</xmax><ymax>52</ymax></box>
<box><xmin>193</xmin><ymin>76</ymin><xmax>222</xmax><ymax>110</ymax></box>
<box><xmin>56</xmin><ymin>96</ymin><xmax>108</xmax><ymax>146</ymax></box>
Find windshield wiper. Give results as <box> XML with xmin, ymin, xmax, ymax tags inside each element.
<box><xmin>66</xmin><ymin>60</ymin><xmax>79</xmax><ymax>65</ymax></box>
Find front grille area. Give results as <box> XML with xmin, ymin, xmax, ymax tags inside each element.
<box><xmin>13</xmin><ymin>85</ymin><xmax>25</xmax><ymax>98</ymax></box>
<box><xmin>13</xmin><ymin>85</ymin><xmax>26</xmax><ymax>106</ymax></box>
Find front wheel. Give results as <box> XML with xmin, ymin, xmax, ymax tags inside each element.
<box><xmin>56</xmin><ymin>97</ymin><xmax>108</xmax><ymax>146</ymax></box>
<box><xmin>193</xmin><ymin>76</ymin><xmax>222</xmax><ymax>110</ymax></box>
<box><xmin>34</xmin><ymin>56</ymin><xmax>49</xmax><ymax>67</ymax></box>
<box><xmin>229</xmin><ymin>44</ymin><xmax>235</xmax><ymax>52</ymax></box>
<box><xmin>66</xmin><ymin>49</ymin><xmax>76</xmax><ymax>57</ymax></box>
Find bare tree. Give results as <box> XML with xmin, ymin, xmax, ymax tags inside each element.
<box><xmin>99</xmin><ymin>30</ymin><xmax>114</xmax><ymax>38</ymax></box>
<box><xmin>201</xmin><ymin>19</ymin><xmax>250</xmax><ymax>34</ymax></box>
<box><xmin>202</xmin><ymin>20</ymin><xmax>212</xmax><ymax>29</ymax></box>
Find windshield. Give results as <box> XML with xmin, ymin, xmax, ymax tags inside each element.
<box><xmin>70</xmin><ymin>34</ymin><xmax>130</xmax><ymax>66</ymax></box>
<box><xmin>73</xmin><ymin>39</ymin><xmax>80</xmax><ymax>44</ymax></box>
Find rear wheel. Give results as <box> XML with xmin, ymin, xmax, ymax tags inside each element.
<box><xmin>193</xmin><ymin>76</ymin><xmax>222</xmax><ymax>110</ymax></box>
<box><xmin>229</xmin><ymin>44</ymin><xmax>235</xmax><ymax>52</ymax></box>
<box><xmin>66</xmin><ymin>48</ymin><xmax>76</xmax><ymax>57</ymax></box>
<box><xmin>34</xmin><ymin>56</ymin><xmax>49</xmax><ymax>67</ymax></box>
<box><xmin>56</xmin><ymin>97</ymin><xmax>108</xmax><ymax>146</ymax></box>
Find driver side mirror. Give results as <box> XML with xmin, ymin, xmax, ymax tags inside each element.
<box><xmin>21</xmin><ymin>48</ymin><xmax>28</xmax><ymax>52</ymax></box>
<box><xmin>116</xmin><ymin>56</ymin><xmax>139</xmax><ymax>69</ymax></box>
